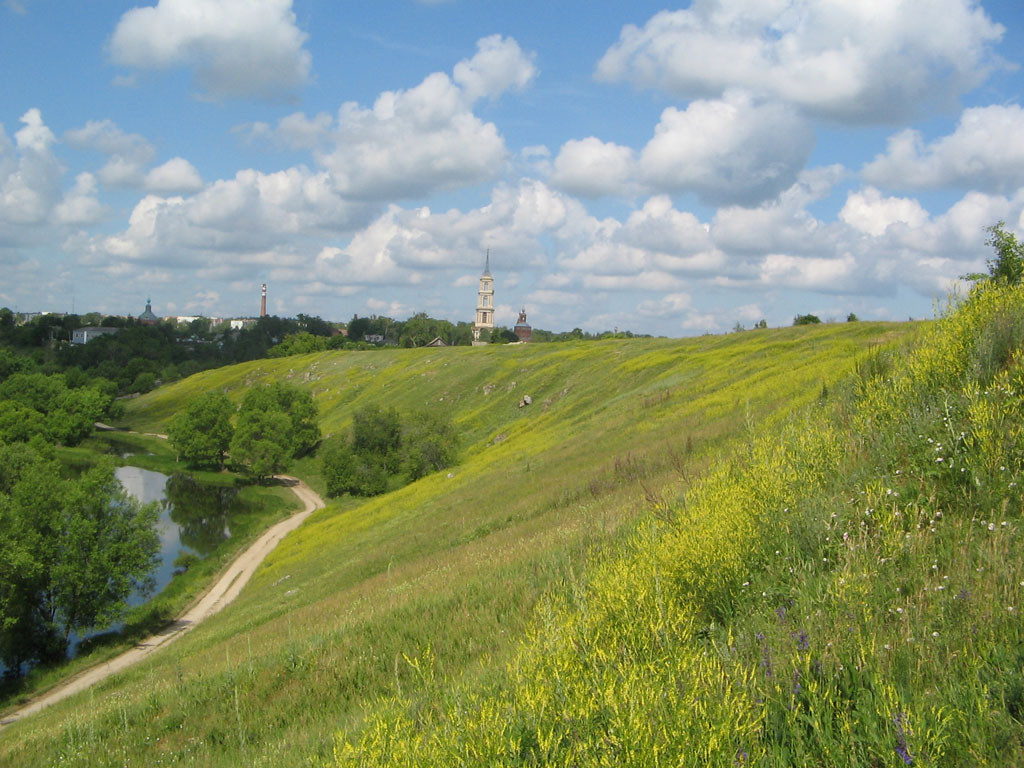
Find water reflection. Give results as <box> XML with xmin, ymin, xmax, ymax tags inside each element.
<box><xmin>165</xmin><ymin>474</ymin><xmax>236</xmax><ymax>556</ymax></box>
<box><xmin>113</xmin><ymin>467</ymin><xmax>233</xmax><ymax>605</ymax></box>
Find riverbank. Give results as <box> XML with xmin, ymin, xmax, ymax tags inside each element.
<box><xmin>0</xmin><ymin>433</ymin><xmax>302</xmax><ymax>716</ymax></box>
<box><xmin>0</xmin><ymin>476</ymin><xmax>324</xmax><ymax>726</ymax></box>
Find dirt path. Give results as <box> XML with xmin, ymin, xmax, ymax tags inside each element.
<box><xmin>0</xmin><ymin>476</ymin><xmax>324</xmax><ymax>727</ymax></box>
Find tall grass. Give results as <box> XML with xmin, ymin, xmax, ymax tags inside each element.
<box><xmin>330</xmin><ymin>284</ymin><xmax>1024</xmax><ymax>766</ymax></box>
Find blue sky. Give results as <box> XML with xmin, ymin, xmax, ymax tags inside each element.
<box><xmin>2</xmin><ymin>0</ymin><xmax>1023</xmax><ymax>335</ymax></box>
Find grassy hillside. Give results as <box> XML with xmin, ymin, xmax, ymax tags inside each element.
<box><xmin>333</xmin><ymin>285</ymin><xmax>1024</xmax><ymax>766</ymax></box>
<box><xmin>0</xmin><ymin>322</ymin><xmax>917</xmax><ymax>766</ymax></box>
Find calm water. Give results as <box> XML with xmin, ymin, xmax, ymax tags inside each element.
<box><xmin>65</xmin><ymin>467</ymin><xmax>237</xmax><ymax>655</ymax></box>
<box><xmin>115</xmin><ymin>466</ymin><xmax>233</xmax><ymax>606</ymax></box>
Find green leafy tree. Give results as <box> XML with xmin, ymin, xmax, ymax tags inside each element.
<box><xmin>0</xmin><ymin>372</ymin><xmax>66</xmax><ymax>414</ymax></box>
<box><xmin>46</xmin><ymin>386</ymin><xmax>109</xmax><ymax>445</ymax></box>
<box><xmin>0</xmin><ymin>401</ymin><xmax>46</xmax><ymax>443</ymax></box>
<box><xmin>168</xmin><ymin>391</ymin><xmax>235</xmax><ymax>469</ymax></box>
<box><xmin>271</xmin><ymin>382</ymin><xmax>320</xmax><ymax>456</ymax></box>
<box><xmin>985</xmin><ymin>221</ymin><xmax>1024</xmax><ymax>285</ymax></box>
<box><xmin>0</xmin><ymin>449</ymin><xmax>159</xmax><ymax>668</ymax></box>
<box><xmin>236</xmin><ymin>382</ymin><xmax>320</xmax><ymax>460</ymax></box>
<box><xmin>346</xmin><ymin>316</ymin><xmax>372</xmax><ymax>342</ymax></box>
<box><xmin>401</xmin><ymin>410</ymin><xmax>458</xmax><ymax>481</ymax></box>
<box><xmin>321</xmin><ymin>437</ymin><xmax>389</xmax><ymax>497</ymax></box>
<box><xmin>230</xmin><ymin>408</ymin><xmax>293</xmax><ymax>481</ymax></box>
<box><xmin>490</xmin><ymin>327</ymin><xmax>520</xmax><ymax>344</ymax></box>
<box><xmin>793</xmin><ymin>314</ymin><xmax>822</xmax><ymax>326</ymax></box>
<box><xmin>352</xmin><ymin>404</ymin><xmax>402</xmax><ymax>471</ymax></box>
<box><xmin>0</xmin><ymin>347</ymin><xmax>33</xmax><ymax>382</ymax></box>
<box><xmin>267</xmin><ymin>332</ymin><xmax>329</xmax><ymax>358</ymax></box>
<box><xmin>131</xmin><ymin>371</ymin><xmax>157</xmax><ymax>393</ymax></box>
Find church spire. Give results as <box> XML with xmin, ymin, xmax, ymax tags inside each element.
<box><xmin>472</xmin><ymin>250</ymin><xmax>495</xmax><ymax>345</ymax></box>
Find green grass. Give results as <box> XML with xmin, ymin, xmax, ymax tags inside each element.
<box><xmin>0</xmin><ymin>323</ymin><xmax>919</xmax><ymax>766</ymax></box>
<box><xmin>328</xmin><ymin>286</ymin><xmax>1024</xmax><ymax>766</ymax></box>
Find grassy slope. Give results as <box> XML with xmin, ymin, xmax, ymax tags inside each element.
<box><xmin>0</xmin><ymin>323</ymin><xmax>914</xmax><ymax>766</ymax></box>
<box><xmin>334</xmin><ymin>286</ymin><xmax>1024</xmax><ymax>766</ymax></box>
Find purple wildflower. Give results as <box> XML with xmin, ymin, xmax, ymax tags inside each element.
<box><xmin>893</xmin><ymin>712</ymin><xmax>913</xmax><ymax>765</ymax></box>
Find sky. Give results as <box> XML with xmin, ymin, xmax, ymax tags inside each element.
<box><xmin>2</xmin><ymin>0</ymin><xmax>1023</xmax><ymax>336</ymax></box>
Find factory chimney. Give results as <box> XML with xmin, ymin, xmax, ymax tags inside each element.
<box><xmin>260</xmin><ymin>283</ymin><xmax>267</xmax><ymax>317</ymax></box>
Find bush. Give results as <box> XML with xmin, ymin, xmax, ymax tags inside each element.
<box><xmin>321</xmin><ymin>406</ymin><xmax>458</xmax><ymax>497</ymax></box>
<box><xmin>793</xmin><ymin>314</ymin><xmax>822</xmax><ymax>326</ymax></box>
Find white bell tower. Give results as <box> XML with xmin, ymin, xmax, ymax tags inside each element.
<box><xmin>472</xmin><ymin>250</ymin><xmax>494</xmax><ymax>345</ymax></box>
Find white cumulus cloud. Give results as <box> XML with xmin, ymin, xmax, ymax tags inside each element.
<box><xmin>64</xmin><ymin>119</ymin><xmax>155</xmax><ymax>187</ymax></box>
<box><xmin>109</xmin><ymin>0</ymin><xmax>311</xmax><ymax>100</ymax></box>
<box><xmin>839</xmin><ymin>187</ymin><xmax>929</xmax><ymax>236</ymax></box>
<box><xmin>145</xmin><ymin>157</ymin><xmax>203</xmax><ymax>193</ymax></box>
<box><xmin>55</xmin><ymin>172</ymin><xmax>107</xmax><ymax>225</ymax></box>
<box><xmin>596</xmin><ymin>0</ymin><xmax>1005</xmax><ymax>122</ymax></box>
<box><xmin>638</xmin><ymin>92</ymin><xmax>813</xmax><ymax>206</ymax></box>
<box><xmin>257</xmin><ymin>36</ymin><xmax>536</xmax><ymax>201</ymax></box>
<box><xmin>1</xmin><ymin>109</ymin><xmax>61</xmax><ymax>228</ymax></box>
<box><xmin>862</xmin><ymin>104</ymin><xmax>1024</xmax><ymax>192</ymax></box>
<box><xmin>551</xmin><ymin>137</ymin><xmax>636</xmax><ymax>198</ymax></box>
<box><xmin>453</xmin><ymin>34</ymin><xmax>537</xmax><ymax>102</ymax></box>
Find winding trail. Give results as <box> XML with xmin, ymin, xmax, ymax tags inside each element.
<box><xmin>0</xmin><ymin>475</ymin><xmax>324</xmax><ymax>727</ymax></box>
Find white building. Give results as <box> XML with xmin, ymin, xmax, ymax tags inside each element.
<box><xmin>71</xmin><ymin>327</ymin><xmax>120</xmax><ymax>345</ymax></box>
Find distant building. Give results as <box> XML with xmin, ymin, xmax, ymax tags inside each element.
<box><xmin>230</xmin><ymin>318</ymin><xmax>257</xmax><ymax>331</ymax></box>
<box><xmin>71</xmin><ymin>327</ymin><xmax>120</xmax><ymax>345</ymax></box>
<box><xmin>138</xmin><ymin>298</ymin><xmax>159</xmax><ymax>325</ymax></box>
<box><xmin>364</xmin><ymin>334</ymin><xmax>385</xmax><ymax>344</ymax></box>
<box><xmin>513</xmin><ymin>308</ymin><xmax>532</xmax><ymax>343</ymax></box>
<box><xmin>472</xmin><ymin>250</ymin><xmax>494</xmax><ymax>346</ymax></box>
<box><xmin>424</xmin><ymin>336</ymin><xmax>448</xmax><ymax>347</ymax></box>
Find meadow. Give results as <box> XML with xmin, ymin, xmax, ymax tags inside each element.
<box><xmin>0</xmin><ymin>319</ymin><xmax>925</xmax><ymax>765</ymax></box>
<box><xmin>334</xmin><ymin>285</ymin><xmax>1024</xmax><ymax>766</ymax></box>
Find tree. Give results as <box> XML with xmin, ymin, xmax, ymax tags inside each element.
<box><xmin>352</xmin><ymin>404</ymin><xmax>402</xmax><ymax>471</ymax></box>
<box><xmin>269</xmin><ymin>382</ymin><xmax>319</xmax><ymax>456</ymax></box>
<box><xmin>490</xmin><ymin>327</ymin><xmax>519</xmax><ymax>344</ymax></box>
<box><xmin>321</xmin><ymin>437</ymin><xmax>389</xmax><ymax>497</ymax></box>
<box><xmin>235</xmin><ymin>382</ymin><xmax>319</xmax><ymax>461</ymax></box>
<box><xmin>346</xmin><ymin>316</ymin><xmax>372</xmax><ymax>342</ymax></box>
<box><xmin>0</xmin><ymin>449</ymin><xmax>159</xmax><ymax>669</ymax></box>
<box><xmin>168</xmin><ymin>391</ymin><xmax>235</xmax><ymax>469</ymax></box>
<box><xmin>401</xmin><ymin>410</ymin><xmax>458</xmax><ymax>481</ymax></box>
<box><xmin>754</xmin><ymin>319</ymin><xmax>768</xmax><ymax>329</ymax></box>
<box><xmin>793</xmin><ymin>314</ymin><xmax>822</xmax><ymax>326</ymax></box>
<box><xmin>321</xmin><ymin>405</ymin><xmax>459</xmax><ymax>497</ymax></box>
<box><xmin>847</xmin><ymin>313</ymin><xmax>860</xmax><ymax>322</ymax></box>
<box><xmin>985</xmin><ymin>222</ymin><xmax>1024</xmax><ymax>285</ymax></box>
<box><xmin>0</xmin><ymin>372</ymin><xmax>66</xmax><ymax>414</ymax></box>
<box><xmin>0</xmin><ymin>401</ymin><xmax>46</xmax><ymax>443</ymax></box>
<box><xmin>230</xmin><ymin>408</ymin><xmax>293</xmax><ymax>481</ymax></box>
<box><xmin>47</xmin><ymin>386</ymin><xmax>109</xmax><ymax>445</ymax></box>
<box><xmin>267</xmin><ymin>332</ymin><xmax>329</xmax><ymax>358</ymax></box>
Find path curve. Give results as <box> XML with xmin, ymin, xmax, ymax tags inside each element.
<box><xmin>0</xmin><ymin>475</ymin><xmax>324</xmax><ymax>727</ymax></box>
